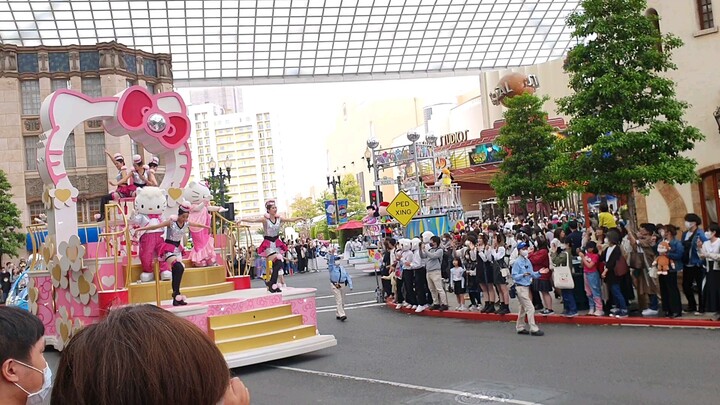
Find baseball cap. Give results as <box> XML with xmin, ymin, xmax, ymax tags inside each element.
<box><xmin>517</xmin><ymin>242</ymin><xmax>529</xmax><ymax>250</ymax></box>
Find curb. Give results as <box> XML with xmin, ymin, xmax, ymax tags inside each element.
<box><xmin>385</xmin><ymin>302</ymin><xmax>720</xmax><ymax>328</ymax></box>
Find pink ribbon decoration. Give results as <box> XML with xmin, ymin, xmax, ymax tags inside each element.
<box><xmin>116</xmin><ymin>87</ymin><xmax>190</xmax><ymax>149</ymax></box>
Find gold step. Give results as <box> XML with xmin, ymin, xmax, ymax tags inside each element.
<box><xmin>210</xmin><ymin>314</ymin><xmax>304</xmax><ymax>341</ymax></box>
<box><xmin>129</xmin><ymin>258</ymin><xmax>205</xmax><ymax>282</ymax></box>
<box><xmin>215</xmin><ymin>325</ymin><xmax>317</xmax><ymax>354</ymax></box>
<box><xmin>129</xmin><ymin>281</ymin><xmax>234</xmax><ymax>303</ymax></box>
<box><xmin>208</xmin><ymin>305</ymin><xmax>293</xmax><ymax>329</ymax></box>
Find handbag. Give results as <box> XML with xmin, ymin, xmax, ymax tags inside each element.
<box><xmin>614</xmin><ymin>251</ymin><xmax>629</xmax><ymax>277</ymax></box>
<box><xmin>550</xmin><ymin>252</ymin><xmax>575</xmax><ymax>290</ymax></box>
<box><xmin>629</xmin><ymin>250</ymin><xmax>644</xmax><ymax>269</ymax></box>
<box><xmin>639</xmin><ymin>248</ymin><xmax>659</xmax><ymax>280</ymax></box>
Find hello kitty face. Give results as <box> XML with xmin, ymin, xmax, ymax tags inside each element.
<box><xmin>134</xmin><ymin>187</ymin><xmax>167</xmax><ymax>215</ymax></box>
<box><xmin>183</xmin><ymin>181</ymin><xmax>212</xmax><ymax>205</ymax></box>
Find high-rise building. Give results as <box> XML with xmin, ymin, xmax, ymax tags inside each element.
<box><xmin>188</xmin><ymin>103</ymin><xmax>279</xmax><ymax>217</ymax></box>
<box><xmin>0</xmin><ymin>41</ymin><xmax>174</xmax><ymax>228</ymax></box>
<box><xmin>184</xmin><ymin>87</ymin><xmax>244</xmax><ymax>113</ymax></box>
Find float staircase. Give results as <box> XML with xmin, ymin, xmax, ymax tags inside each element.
<box><xmin>127</xmin><ymin>260</ymin><xmax>235</xmax><ymax>303</ymax></box>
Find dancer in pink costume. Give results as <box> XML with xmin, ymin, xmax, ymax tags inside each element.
<box><xmin>183</xmin><ymin>181</ymin><xmax>227</xmax><ymax>267</ymax></box>
<box><xmin>237</xmin><ymin>200</ymin><xmax>304</xmax><ymax>293</ymax></box>
<box><xmin>131</xmin><ymin>187</ymin><xmax>171</xmax><ymax>282</ymax></box>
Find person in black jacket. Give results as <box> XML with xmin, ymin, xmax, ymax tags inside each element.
<box><xmin>601</xmin><ymin>229</ymin><xmax>629</xmax><ymax>318</ymax></box>
<box><xmin>1</xmin><ymin>264</ymin><xmax>12</xmax><ymax>304</ymax></box>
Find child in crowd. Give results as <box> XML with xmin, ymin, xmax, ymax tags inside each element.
<box><xmin>451</xmin><ymin>258</ymin><xmax>466</xmax><ymax>311</ymax></box>
<box><xmin>579</xmin><ymin>241</ymin><xmax>604</xmax><ymax>316</ymax></box>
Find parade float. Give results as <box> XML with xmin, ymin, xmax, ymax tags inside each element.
<box><xmin>19</xmin><ymin>86</ymin><xmax>336</xmax><ymax>367</ymax></box>
<box><xmin>364</xmin><ymin>133</ymin><xmax>465</xmax><ymax>240</ymax></box>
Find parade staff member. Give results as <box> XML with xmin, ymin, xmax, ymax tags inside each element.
<box><xmin>512</xmin><ymin>242</ymin><xmax>548</xmax><ymax>336</ymax></box>
<box><xmin>329</xmin><ymin>263</ymin><xmax>353</xmax><ymax>322</ymax></box>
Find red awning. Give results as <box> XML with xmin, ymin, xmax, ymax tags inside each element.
<box><xmin>337</xmin><ymin>220</ymin><xmax>365</xmax><ymax>230</ymax></box>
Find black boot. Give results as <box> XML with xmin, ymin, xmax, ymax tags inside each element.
<box><xmin>486</xmin><ymin>302</ymin><xmax>496</xmax><ymax>314</ymax></box>
<box><xmin>497</xmin><ymin>303</ymin><xmax>510</xmax><ymax>315</ymax></box>
<box><xmin>171</xmin><ymin>262</ymin><xmax>187</xmax><ymax>306</ymax></box>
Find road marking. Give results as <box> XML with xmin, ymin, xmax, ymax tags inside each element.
<box><xmin>316</xmin><ymin>290</ymin><xmax>376</xmax><ymax>299</ymax></box>
<box><xmin>316</xmin><ymin>303</ymin><xmax>386</xmax><ymax>313</ymax></box>
<box><xmin>316</xmin><ymin>300</ymin><xmax>377</xmax><ymax>310</ymax></box>
<box><xmin>269</xmin><ymin>366</ymin><xmax>544</xmax><ymax>405</ymax></box>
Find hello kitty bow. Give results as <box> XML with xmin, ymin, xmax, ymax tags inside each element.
<box><xmin>115</xmin><ymin>86</ymin><xmax>190</xmax><ymax>149</ymax></box>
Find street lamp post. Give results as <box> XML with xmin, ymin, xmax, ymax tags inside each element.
<box><xmin>326</xmin><ymin>173</ymin><xmax>342</xmax><ymax>226</ymax></box>
<box><xmin>365</xmin><ymin>138</ymin><xmax>380</xmax><ymax>207</ymax></box>
<box><xmin>208</xmin><ymin>156</ymin><xmax>232</xmax><ymax>207</ymax></box>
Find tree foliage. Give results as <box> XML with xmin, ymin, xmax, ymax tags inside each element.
<box><xmin>0</xmin><ymin>170</ymin><xmax>25</xmax><ymax>260</ymax></box>
<box><xmin>556</xmin><ymin>0</ymin><xmax>703</xmax><ymax>225</ymax></box>
<box><xmin>491</xmin><ymin>93</ymin><xmax>565</xmax><ymax>214</ymax></box>
<box><xmin>288</xmin><ymin>195</ymin><xmax>321</xmax><ymax>220</ymax></box>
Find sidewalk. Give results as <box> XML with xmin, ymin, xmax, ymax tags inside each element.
<box><xmin>386</xmin><ymin>291</ymin><xmax>720</xmax><ymax>329</ymax></box>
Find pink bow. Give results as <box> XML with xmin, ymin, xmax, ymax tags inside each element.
<box><xmin>116</xmin><ymin>87</ymin><xmax>190</xmax><ymax>149</ymax></box>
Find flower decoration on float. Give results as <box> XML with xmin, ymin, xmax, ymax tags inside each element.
<box><xmin>55</xmin><ymin>306</ymin><xmax>83</xmax><ymax>350</ymax></box>
<box><xmin>28</xmin><ymin>277</ymin><xmax>39</xmax><ymax>315</ymax></box>
<box><xmin>58</xmin><ymin>235</ymin><xmax>85</xmax><ymax>273</ymax></box>
<box><xmin>69</xmin><ymin>267</ymin><xmax>97</xmax><ymax>305</ymax></box>
<box><xmin>49</xmin><ymin>186</ymin><xmax>79</xmax><ymax>209</ymax></box>
<box><xmin>41</xmin><ymin>184</ymin><xmax>53</xmax><ymax>210</ymax></box>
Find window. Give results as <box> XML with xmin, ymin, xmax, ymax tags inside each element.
<box><xmin>51</xmin><ymin>79</ymin><xmax>70</xmax><ymax>93</ymax></box>
<box><xmin>146</xmin><ymin>82</ymin><xmax>156</xmax><ymax>94</ymax></box>
<box><xmin>131</xmin><ymin>141</ymin><xmax>140</xmax><ymax>157</ymax></box>
<box><xmin>76</xmin><ymin>201</ymin><xmax>85</xmax><ymax>223</ymax></box>
<box><xmin>700</xmin><ymin>170</ymin><xmax>720</xmax><ymax>225</ymax></box>
<box><xmin>698</xmin><ymin>0</ymin><xmax>715</xmax><ymax>29</ymax></box>
<box><xmin>64</xmin><ymin>133</ymin><xmax>77</xmax><ymax>168</ymax></box>
<box><xmin>646</xmin><ymin>9</ymin><xmax>663</xmax><ymax>52</ymax></box>
<box><xmin>81</xmin><ymin>78</ymin><xmax>102</xmax><ymax>97</ymax></box>
<box><xmin>24</xmin><ymin>136</ymin><xmax>39</xmax><ymax>171</ymax></box>
<box><xmin>21</xmin><ymin>81</ymin><xmax>41</xmax><ymax>115</ymax></box>
<box><xmin>126</xmin><ymin>79</ymin><xmax>136</xmax><ymax>88</ymax></box>
<box><xmin>88</xmin><ymin>198</ymin><xmax>101</xmax><ymax>219</ymax></box>
<box><xmin>85</xmin><ymin>132</ymin><xmax>106</xmax><ymax>167</ymax></box>
<box><xmin>28</xmin><ymin>202</ymin><xmax>44</xmax><ymax>221</ymax></box>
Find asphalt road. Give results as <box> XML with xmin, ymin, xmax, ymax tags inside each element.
<box><xmin>45</xmin><ymin>261</ymin><xmax>720</xmax><ymax>404</ymax></box>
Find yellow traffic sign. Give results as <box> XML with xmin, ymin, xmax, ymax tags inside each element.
<box><xmin>386</xmin><ymin>191</ymin><xmax>420</xmax><ymax>226</ymax></box>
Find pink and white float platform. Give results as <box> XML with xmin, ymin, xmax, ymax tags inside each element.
<box><xmin>27</xmin><ymin>86</ymin><xmax>336</xmax><ymax>367</ymax></box>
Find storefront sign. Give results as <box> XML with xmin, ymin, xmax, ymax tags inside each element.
<box><xmin>440</xmin><ymin>130</ymin><xmax>469</xmax><ymax>146</ymax></box>
<box><xmin>468</xmin><ymin>143</ymin><xmax>503</xmax><ymax>166</ymax></box>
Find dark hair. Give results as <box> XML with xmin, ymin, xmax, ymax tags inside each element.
<box><xmin>707</xmin><ymin>223</ymin><xmax>720</xmax><ymax>238</ymax></box>
<box><xmin>599</xmin><ymin>202</ymin><xmax>609</xmax><ymax>212</ymax></box>
<box><xmin>430</xmin><ymin>236</ymin><xmax>441</xmax><ymax>245</ymax></box>
<box><xmin>51</xmin><ymin>305</ymin><xmax>229</xmax><ymax>405</ymax></box>
<box><xmin>684</xmin><ymin>213</ymin><xmax>702</xmax><ymax>226</ymax></box>
<box><xmin>664</xmin><ymin>224</ymin><xmax>678</xmax><ymax>237</ymax></box>
<box><xmin>535</xmin><ymin>235</ymin><xmax>548</xmax><ymax>250</ymax></box>
<box><xmin>585</xmin><ymin>240</ymin><xmax>597</xmax><ymax>253</ymax></box>
<box><xmin>0</xmin><ymin>306</ymin><xmax>45</xmax><ymax>365</ymax></box>
<box><xmin>606</xmin><ymin>229</ymin><xmax>621</xmax><ymax>245</ymax></box>
<box><xmin>639</xmin><ymin>223</ymin><xmax>657</xmax><ymax>234</ymax></box>
<box><xmin>569</xmin><ymin>220</ymin><xmax>578</xmax><ymax>230</ymax></box>
<box><xmin>452</xmin><ymin>258</ymin><xmax>461</xmax><ymax>266</ymax></box>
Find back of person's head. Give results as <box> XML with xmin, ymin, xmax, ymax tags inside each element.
<box><xmin>599</xmin><ymin>202</ymin><xmax>609</xmax><ymax>213</ymax></box>
<box><xmin>52</xmin><ymin>305</ymin><xmax>231</xmax><ymax>405</ymax></box>
<box><xmin>606</xmin><ymin>229</ymin><xmax>621</xmax><ymax>245</ymax></box>
<box><xmin>569</xmin><ymin>220</ymin><xmax>578</xmax><ymax>230</ymax></box>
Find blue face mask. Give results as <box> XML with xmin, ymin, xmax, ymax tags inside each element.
<box><xmin>13</xmin><ymin>359</ymin><xmax>52</xmax><ymax>405</ymax></box>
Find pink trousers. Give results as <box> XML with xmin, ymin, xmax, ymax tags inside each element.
<box><xmin>139</xmin><ymin>232</ymin><xmax>169</xmax><ymax>273</ymax></box>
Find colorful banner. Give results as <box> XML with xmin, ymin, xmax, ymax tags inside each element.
<box><xmin>324</xmin><ymin>199</ymin><xmax>348</xmax><ymax>226</ymax></box>
<box><xmin>404</xmin><ymin>215</ymin><xmax>452</xmax><ymax>239</ymax></box>
<box><xmin>468</xmin><ymin>143</ymin><xmax>503</xmax><ymax>166</ymax></box>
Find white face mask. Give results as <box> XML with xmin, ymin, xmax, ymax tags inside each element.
<box><xmin>13</xmin><ymin>360</ymin><xmax>52</xmax><ymax>405</ymax></box>
<box><xmin>604</xmin><ymin>238</ymin><xmax>609</xmax><ymax>245</ymax></box>
<box><xmin>705</xmin><ymin>231</ymin><xmax>712</xmax><ymax>239</ymax></box>
<box><xmin>520</xmin><ymin>250</ymin><xmax>529</xmax><ymax>258</ymax></box>
<box><xmin>684</xmin><ymin>221</ymin><xmax>693</xmax><ymax>230</ymax></box>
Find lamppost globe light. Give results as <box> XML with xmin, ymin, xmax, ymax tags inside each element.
<box><xmin>223</xmin><ymin>156</ymin><xmax>232</xmax><ymax>169</ymax></box>
<box><xmin>407</xmin><ymin>132</ymin><xmax>420</xmax><ymax>143</ymax></box>
<box><xmin>426</xmin><ymin>133</ymin><xmax>437</xmax><ymax>145</ymax></box>
<box><xmin>208</xmin><ymin>158</ymin><xmax>217</xmax><ymax>170</ymax></box>
<box><xmin>366</xmin><ymin>137</ymin><xmax>380</xmax><ymax>150</ymax></box>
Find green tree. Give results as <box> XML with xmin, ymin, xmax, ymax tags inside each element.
<box><xmin>491</xmin><ymin>93</ymin><xmax>565</xmax><ymax>216</ymax></box>
<box><xmin>0</xmin><ymin>170</ymin><xmax>25</xmax><ymax>260</ymax></box>
<box><xmin>288</xmin><ymin>195</ymin><xmax>320</xmax><ymax>219</ymax></box>
<box><xmin>557</xmin><ymin>0</ymin><xmax>703</xmax><ymax>227</ymax></box>
<box><xmin>204</xmin><ymin>176</ymin><xmax>228</xmax><ymax>206</ymax></box>
<box><xmin>317</xmin><ymin>174</ymin><xmax>365</xmax><ymax>222</ymax></box>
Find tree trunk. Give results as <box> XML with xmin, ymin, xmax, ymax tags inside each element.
<box><xmin>626</xmin><ymin>188</ymin><xmax>638</xmax><ymax>232</ymax></box>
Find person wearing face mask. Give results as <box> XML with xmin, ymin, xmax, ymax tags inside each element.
<box><xmin>698</xmin><ymin>223</ymin><xmax>720</xmax><ymax>321</ymax></box>
<box><xmin>681</xmin><ymin>214</ymin><xmax>708</xmax><ymax>315</ymax></box>
<box><xmin>512</xmin><ymin>242</ymin><xmax>548</xmax><ymax>336</ymax></box>
<box><xmin>0</xmin><ymin>306</ymin><xmax>51</xmax><ymax>405</ymax></box>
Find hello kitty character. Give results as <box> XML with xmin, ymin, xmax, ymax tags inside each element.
<box><xmin>183</xmin><ymin>181</ymin><xmax>226</xmax><ymax>267</ymax></box>
<box><xmin>130</xmin><ymin>186</ymin><xmax>170</xmax><ymax>282</ymax></box>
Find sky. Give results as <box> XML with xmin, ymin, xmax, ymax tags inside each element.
<box><xmin>220</xmin><ymin>75</ymin><xmax>480</xmax><ymax>206</ymax></box>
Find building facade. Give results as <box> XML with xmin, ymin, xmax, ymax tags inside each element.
<box><xmin>187</xmin><ymin>103</ymin><xmax>279</xmax><ymax>217</ymax></box>
<box><xmin>0</xmin><ymin>41</ymin><xmax>173</xmax><ymax>227</ymax></box>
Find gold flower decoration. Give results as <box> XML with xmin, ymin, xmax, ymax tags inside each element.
<box><xmin>69</xmin><ymin>267</ymin><xmax>97</xmax><ymax>305</ymax></box>
<box><xmin>58</xmin><ymin>235</ymin><xmax>85</xmax><ymax>273</ymax></box>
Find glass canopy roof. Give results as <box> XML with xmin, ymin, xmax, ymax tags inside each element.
<box><xmin>0</xmin><ymin>0</ymin><xmax>581</xmax><ymax>85</ymax></box>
